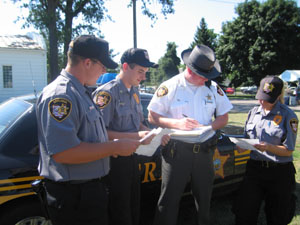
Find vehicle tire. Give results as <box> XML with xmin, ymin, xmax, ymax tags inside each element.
<box><xmin>0</xmin><ymin>200</ymin><xmax>50</xmax><ymax>225</ymax></box>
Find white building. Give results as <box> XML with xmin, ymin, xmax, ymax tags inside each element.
<box><xmin>0</xmin><ymin>33</ymin><xmax>47</xmax><ymax>103</ymax></box>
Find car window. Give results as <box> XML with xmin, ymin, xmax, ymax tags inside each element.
<box><xmin>0</xmin><ymin>99</ymin><xmax>32</xmax><ymax>136</ymax></box>
<box><xmin>141</xmin><ymin>98</ymin><xmax>150</xmax><ymax>118</ymax></box>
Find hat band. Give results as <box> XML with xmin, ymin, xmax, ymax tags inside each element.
<box><xmin>191</xmin><ymin>62</ymin><xmax>213</xmax><ymax>74</ymax></box>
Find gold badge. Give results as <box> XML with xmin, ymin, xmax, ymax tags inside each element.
<box><xmin>213</xmin><ymin>149</ymin><xmax>230</xmax><ymax>179</ymax></box>
<box><xmin>273</xmin><ymin>115</ymin><xmax>282</xmax><ymax>125</ymax></box>
<box><xmin>289</xmin><ymin>118</ymin><xmax>298</xmax><ymax>134</ymax></box>
<box><xmin>133</xmin><ymin>93</ymin><xmax>140</xmax><ymax>104</ymax></box>
<box><xmin>95</xmin><ymin>91</ymin><xmax>111</xmax><ymax>109</ymax></box>
<box><xmin>263</xmin><ymin>83</ymin><xmax>274</xmax><ymax>93</ymax></box>
<box><xmin>49</xmin><ymin>98</ymin><xmax>72</xmax><ymax>122</ymax></box>
<box><xmin>217</xmin><ymin>85</ymin><xmax>224</xmax><ymax>96</ymax></box>
<box><xmin>157</xmin><ymin>85</ymin><xmax>168</xmax><ymax>97</ymax></box>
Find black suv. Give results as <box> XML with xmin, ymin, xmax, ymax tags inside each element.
<box><xmin>0</xmin><ymin>93</ymin><xmax>250</xmax><ymax>225</ymax></box>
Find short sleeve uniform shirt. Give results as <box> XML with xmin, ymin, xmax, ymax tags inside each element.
<box><xmin>36</xmin><ymin>69</ymin><xmax>109</xmax><ymax>181</ymax></box>
<box><xmin>245</xmin><ymin>102</ymin><xmax>298</xmax><ymax>163</ymax></box>
<box><xmin>93</xmin><ymin>77</ymin><xmax>144</xmax><ymax>132</ymax></box>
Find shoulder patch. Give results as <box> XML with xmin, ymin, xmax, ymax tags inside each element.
<box><xmin>217</xmin><ymin>85</ymin><xmax>224</xmax><ymax>96</ymax></box>
<box><xmin>273</xmin><ymin>115</ymin><xmax>282</xmax><ymax>126</ymax></box>
<box><xmin>95</xmin><ymin>91</ymin><xmax>111</xmax><ymax>109</ymax></box>
<box><xmin>48</xmin><ymin>98</ymin><xmax>72</xmax><ymax>122</ymax></box>
<box><xmin>133</xmin><ymin>93</ymin><xmax>140</xmax><ymax>104</ymax></box>
<box><xmin>157</xmin><ymin>85</ymin><xmax>168</xmax><ymax>97</ymax></box>
<box><xmin>289</xmin><ymin>118</ymin><xmax>298</xmax><ymax>134</ymax></box>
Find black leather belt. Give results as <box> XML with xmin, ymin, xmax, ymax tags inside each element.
<box><xmin>248</xmin><ymin>159</ymin><xmax>291</xmax><ymax>168</ymax></box>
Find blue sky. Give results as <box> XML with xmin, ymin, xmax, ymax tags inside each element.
<box><xmin>1</xmin><ymin>0</ymin><xmax>299</xmax><ymax>63</ymax></box>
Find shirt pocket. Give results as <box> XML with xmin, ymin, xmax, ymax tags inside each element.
<box><xmin>86</xmin><ymin>108</ymin><xmax>102</xmax><ymax>142</ymax></box>
<box><xmin>114</xmin><ymin>106</ymin><xmax>134</xmax><ymax>131</ymax></box>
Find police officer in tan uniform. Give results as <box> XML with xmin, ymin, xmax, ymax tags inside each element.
<box><xmin>36</xmin><ymin>35</ymin><xmax>140</xmax><ymax>225</ymax></box>
<box><xmin>148</xmin><ymin>45</ymin><xmax>233</xmax><ymax>225</ymax></box>
<box><xmin>93</xmin><ymin>48</ymin><xmax>168</xmax><ymax>225</ymax></box>
<box><xmin>234</xmin><ymin>76</ymin><xmax>298</xmax><ymax>225</ymax></box>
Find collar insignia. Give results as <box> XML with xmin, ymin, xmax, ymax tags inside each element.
<box><xmin>49</xmin><ymin>98</ymin><xmax>72</xmax><ymax>122</ymax></box>
<box><xmin>133</xmin><ymin>93</ymin><xmax>140</xmax><ymax>104</ymax></box>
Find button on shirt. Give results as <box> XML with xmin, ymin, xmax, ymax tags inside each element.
<box><xmin>93</xmin><ymin>77</ymin><xmax>144</xmax><ymax>132</ymax></box>
<box><xmin>245</xmin><ymin>102</ymin><xmax>298</xmax><ymax>163</ymax></box>
<box><xmin>36</xmin><ymin>69</ymin><xmax>109</xmax><ymax>181</ymax></box>
<box><xmin>148</xmin><ymin>73</ymin><xmax>233</xmax><ymax>126</ymax></box>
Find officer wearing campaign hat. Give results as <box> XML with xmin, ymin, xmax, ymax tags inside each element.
<box><xmin>148</xmin><ymin>45</ymin><xmax>233</xmax><ymax>225</ymax></box>
<box><xmin>234</xmin><ymin>76</ymin><xmax>298</xmax><ymax>225</ymax></box>
<box><xmin>92</xmin><ymin>48</ymin><xmax>166</xmax><ymax>225</ymax></box>
<box><xmin>36</xmin><ymin>35</ymin><xmax>140</xmax><ymax>225</ymax></box>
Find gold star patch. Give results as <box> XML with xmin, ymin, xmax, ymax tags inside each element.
<box><xmin>290</xmin><ymin>118</ymin><xmax>298</xmax><ymax>134</ymax></box>
<box><xmin>273</xmin><ymin>115</ymin><xmax>282</xmax><ymax>126</ymax></box>
<box><xmin>263</xmin><ymin>83</ymin><xmax>274</xmax><ymax>93</ymax></box>
<box><xmin>213</xmin><ymin>148</ymin><xmax>230</xmax><ymax>179</ymax></box>
<box><xmin>133</xmin><ymin>93</ymin><xmax>140</xmax><ymax>104</ymax></box>
<box><xmin>157</xmin><ymin>85</ymin><xmax>168</xmax><ymax>97</ymax></box>
<box><xmin>95</xmin><ymin>91</ymin><xmax>111</xmax><ymax>109</ymax></box>
<box><xmin>49</xmin><ymin>98</ymin><xmax>72</xmax><ymax>122</ymax></box>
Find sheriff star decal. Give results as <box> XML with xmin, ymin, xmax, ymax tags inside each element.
<box><xmin>290</xmin><ymin>118</ymin><xmax>298</xmax><ymax>134</ymax></box>
<box><xmin>157</xmin><ymin>85</ymin><xmax>168</xmax><ymax>97</ymax></box>
<box><xmin>217</xmin><ymin>85</ymin><xmax>224</xmax><ymax>96</ymax></box>
<box><xmin>49</xmin><ymin>98</ymin><xmax>72</xmax><ymax>122</ymax></box>
<box><xmin>95</xmin><ymin>91</ymin><xmax>111</xmax><ymax>109</ymax></box>
<box><xmin>263</xmin><ymin>82</ymin><xmax>275</xmax><ymax>93</ymax></box>
<box><xmin>273</xmin><ymin>115</ymin><xmax>282</xmax><ymax>126</ymax></box>
<box><xmin>213</xmin><ymin>148</ymin><xmax>230</xmax><ymax>179</ymax></box>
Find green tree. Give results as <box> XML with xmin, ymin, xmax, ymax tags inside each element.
<box><xmin>217</xmin><ymin>0</ymin><xmax>300</xmax><ymax>87</ymax></box>
<box><xmin>14</xmin><ymin>0</ymin><xmax>176</xmax><ymax>82</ymax></box>
<box><xmin>150</xmin><ymin>42</ymin><xmax>180</xmax><ymax>84</ymax></box>
<box><xmin>190</xmin><ymin>18</ymin><xmax>218</xmax><ymax>51</ymax></box>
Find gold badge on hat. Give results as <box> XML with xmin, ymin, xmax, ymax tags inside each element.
<box><xmin>263</xmin><ymin>83</ymin><xmax>274</xmax><ymax>93</ymax></box>
<box><xmin>133</xmin><ymin>93</ymin><xmax>140</xmax><ymax>104</ymax></box>
<box><xmin>49</xmin><ymin>98</ymin><xmax>72</xmax><ymax>122</ymax></box>
<box><xmin>273</xmin><ymin>115</ymin><xmax>282</xmax><ymax>125</ymax></box>
<box><xmin>157</xmin><ymin>85</ymin><xmax>168</xmax><ymax>97</ymax></box>
<box><xmin>289</xmin><ymin>118</ymin><xmax>298</xmax><ymax>134</ymax></box>
<box><xmin>217</xmin><ymin>85</ymin><xmax>224</xmax><ymax>96</ymax></box>
<box><xmin>95</xmin><ymin>91</ymin><xmax>111</xmax><ymax>109</ymax></box>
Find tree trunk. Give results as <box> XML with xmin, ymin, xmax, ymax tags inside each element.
<box><xmin>47</xmin><ymin>0</ymin><xmax>59</xmax><ymax>82</ymax></box>
<box><xmin>63</xmin><ymin>0</ymin><xmax>74</xmax><ymax>67</ymax></box>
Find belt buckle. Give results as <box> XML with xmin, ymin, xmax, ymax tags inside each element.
<box><xmin>193</xmin><ymin>144</ymin><xmax>200</xmax><ymax>153</ymax></box>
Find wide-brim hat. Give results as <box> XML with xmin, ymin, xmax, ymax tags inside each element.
<box><xmin>255</xmin><ymin>76</ymin><xmax>283</xmax><ymax>104</ymax></box>
<box><xmin>181</xmin><ymin>45</ymin><xmax>221</xmax><ymax>79</ymax></box>
<box><xmin>70</xmin><ymin>35</ymin><xmax>118</xmax><ymax>69</ymax></box>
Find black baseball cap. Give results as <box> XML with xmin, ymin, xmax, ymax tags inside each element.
<box><xmin>69</xmin><ymin>35</ymin><xmax>118</xmax><ymax>69</ymax></box>
<box><xmin>121</xmin><ymin>48</ymin><xmax>158</xmax><ymax>68</ymax></box>
<box><xmin>255</xmin><ymin>76</ymin><xmax>283</xmax><ymax>103</ymax></box>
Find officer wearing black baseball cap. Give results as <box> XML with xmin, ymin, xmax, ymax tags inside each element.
<box><xmin>93</xmin><ymin>48</ymin><xmax>167</xmax><ymax>225</ymax></box>
<box><xmin>234</xmin><ymin>75</ymin><xmax>298</xmax><ymax>225</ymax></box>
<box><xmin>36</xmin><ymin>35</ymin><xmax>140</xmax><ymax>225</ymax></box>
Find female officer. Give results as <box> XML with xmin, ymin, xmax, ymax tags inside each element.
<box><xmin>234</xmin><ymin>76</ymin><xmax>298</xmax><ymax>225</ymax></box>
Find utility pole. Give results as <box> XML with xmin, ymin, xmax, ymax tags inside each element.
<box><xmin>133</xmin><ymin>0</ymin><xmax>137</xmax><ymax>48</ymax></box>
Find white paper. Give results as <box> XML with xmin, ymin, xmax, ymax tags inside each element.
<box><xmin>170</xmin><ymin>126</ymin><xmax>215</xmax><ymax>143</ymax></box>
<box><xmin>229</xmin><ymin>137</ymin><xmax>260</xmax><ymax>151</ymax></box>
<box><xmin>136</xmin><ymin>128</ymin><xmax>172</xmax><ymax>156</ymax></box>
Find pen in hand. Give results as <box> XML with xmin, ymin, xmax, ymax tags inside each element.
<box><xmin>182</xmin><ymin>114</ymin><xmax>188</xmax><ymax>118</ymax></box>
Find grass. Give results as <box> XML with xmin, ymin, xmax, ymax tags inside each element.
<box><xmin>174</xmin><ymin>111</ymin><xmax>300</xmax><ymax>225</ymax></box>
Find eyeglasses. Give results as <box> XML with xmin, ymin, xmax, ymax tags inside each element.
<box><xmin>91</xmin><ymin>59</ymin><xmax>106</xmax><ymax>70</ymax></box>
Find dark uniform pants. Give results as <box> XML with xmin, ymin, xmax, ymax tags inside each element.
<box><xmin>234</xmin><ymin>159</ymin><xmax>296</xmax><ymax>225</ymax></box>
<box><xmin>108</xmin><ymin>154</ymin><xmax>140</xmax><ymax>225</ymax></box>
<box><xmin>44</xmin><ymin>178</ymin><xmax>108</xmax><ymax>225</ymax></box>
<box><xmin>153</xmin><ymin>139</ymin><xmax>216</xmax><ymax>225</ymax></box>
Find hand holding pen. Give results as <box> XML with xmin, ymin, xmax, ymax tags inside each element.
<box><xmin>180</xmin><ymin>114</ymin><xmax>201</xmax><ymax>130</ymax></box>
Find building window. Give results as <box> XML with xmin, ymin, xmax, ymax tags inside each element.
<box><xmin>3</xmin><ymin>66</ymin><xmax>12</xmax><ymax>88</ymax></box>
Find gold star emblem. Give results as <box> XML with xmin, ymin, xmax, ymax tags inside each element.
<box><xmin>213</xmin><ymin>148</ymin><xmax>230</xmax><ymax>179</ymax></box>
<box><xmin>206</xmin><ymin>94</ymin><xmax>212</xmax><ymax>101</ymax></box>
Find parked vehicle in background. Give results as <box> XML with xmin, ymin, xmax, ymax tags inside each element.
<box><xmin>240</xmin><ymin>86</ymin><xmax>257</xmax><ymax>94</ymax></box>
<box><xmin>0</xmin><ymin>94</ymin><xmax>250</xmax><ymax>225</ymax></box>
<box><xmin>225</xmin><ymin>87</ymin><xmax>235</xmax><ymax>94</ymax></box>
<box><xmin>140</xmin><ymin>86</ymin><xmax>155</xmax><ymax>94</ymax></box>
